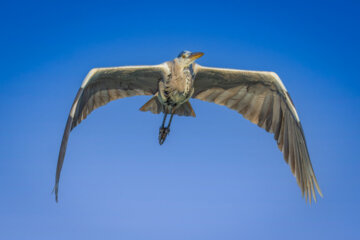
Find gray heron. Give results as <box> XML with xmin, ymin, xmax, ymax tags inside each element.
<box><xmin>54</xmin><ymin>50</ymin><xmax>322</xmax><ymax>203</ymax></box>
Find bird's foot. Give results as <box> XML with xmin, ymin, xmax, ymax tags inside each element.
<box><xmin>159</xmin><ymin>127</ymin><xmax>170</xmax><ymax>145</ymax></box>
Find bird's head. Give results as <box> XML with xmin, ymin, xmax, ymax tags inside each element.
<box><xmin>176</xmin><ymin>50</ymin><xmax>204</xmax><ymax>66</ymax></box>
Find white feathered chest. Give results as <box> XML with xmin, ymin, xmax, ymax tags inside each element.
<box><xmin>158</xmin><ymin>63</ymin><xmax>195</xmax><ymax>107</ymax></box>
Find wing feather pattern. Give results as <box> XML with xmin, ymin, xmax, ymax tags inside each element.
<box><xmin>193</xmin><ymin>64</ymin><xmax>322</xmax><ymax>202</ymax></box>
<box><xmin>54</xmin><ymin>65</ymin><xmax>165</xmax><ymax>201</ymax></box>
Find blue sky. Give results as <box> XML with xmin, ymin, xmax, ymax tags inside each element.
<box><xmin>1</xmin><ymin>0</ymin><xmax>359</xmax><ymax>239</ymax></box>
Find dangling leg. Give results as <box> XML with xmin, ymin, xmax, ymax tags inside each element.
<box><xmin>166</xmin><ymin>112</ymin><xmax>174</xmax><ymax>129</ymax></box>
<box><xmin>159</xmin><ymin>111</ymin><xmax>168</xmax><ymax>145</ymax></box>
<box><xmin>161</xmin><ymin>112</ymin><xmax>168</xmax><ymax>129</ymax></box>
<box><xmin>159</xmin><ymin>109</ymin><xmax>175</xmax><ymax>145</ymax></box>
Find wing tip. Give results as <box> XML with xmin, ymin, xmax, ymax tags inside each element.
<box><xmin>303</xmin><ymin>179</ymin><xmax>323</xmax><ymax>204</ymax></box>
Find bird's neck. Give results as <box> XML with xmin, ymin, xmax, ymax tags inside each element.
<box><xmin>171</xmin><ymin>60</ymin><xmax>191</xmax><ymax>78</ymax></box>
<box><xmin>163</xmin><ymin>61</ymin><xmax>193</xmax><ymax>95</ymax></box>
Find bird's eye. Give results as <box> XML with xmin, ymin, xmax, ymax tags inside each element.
<box><xmin>182</xmin><ymin>55</ymin><xmax>186</xmax><ymax>58</ymax></box>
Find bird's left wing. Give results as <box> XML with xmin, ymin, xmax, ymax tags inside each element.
<box><xmin>55</xmin><ymin>65</ymin><xmax>166</xmax><ymax>201</ymax></box>
<box><xmin>192</xmin><ymin>64</ymin><xmax>322</xmax><ymax>203</ymax></box>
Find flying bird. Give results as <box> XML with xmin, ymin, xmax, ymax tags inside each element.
<box><xmin>54</xmin><ymin>50</ymin><xmax>322</xmax><ymax>202</ymax></box>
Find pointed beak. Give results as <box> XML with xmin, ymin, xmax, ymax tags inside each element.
<box><xmin>189</xmin><ymin>52</ymin><xmax>204</xmax><ymax>61</ymax></box>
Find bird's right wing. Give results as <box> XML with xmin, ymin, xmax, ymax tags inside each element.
<box><xmin>192</xmin><ymin>64</ymin><xmax>322</xmax><ymax>203</ymax></box>
<box><xmin>55</xmin><ymin>64</ymin><xmax>167</xmax><ymax>201</ymax></box>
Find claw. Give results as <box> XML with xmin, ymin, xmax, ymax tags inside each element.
<box><xmin>159</xmin><ymin>127</ymin><xmax>170</xmax><ymax>145</ymax></box>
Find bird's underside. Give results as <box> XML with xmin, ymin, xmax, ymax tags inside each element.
<box><xmin>139</xmin><ymin>96</ymin><xmax>196</xmax><ymax>144</ymax></box>
<box><xmin>54</xmin><ymin>51</ymin><xmax>322</xmax><ymax>203</ymax></box>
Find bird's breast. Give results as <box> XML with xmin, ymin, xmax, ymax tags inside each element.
<box><xmin>158</xmin><ymin>73</ymin><xmax>194</xmax><ymax>108</ymax></box>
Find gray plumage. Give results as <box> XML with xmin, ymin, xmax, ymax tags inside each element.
<box><xmin>55</xmin><ymin>51</ymin><xmax>322</xmax><ymax>203</ymax></box>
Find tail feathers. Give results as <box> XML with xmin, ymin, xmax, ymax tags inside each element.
<box><xmin>139</xmin><ymin>96</ymin><xmax>163</xmax><ymax>114</ymax></box>
<box><xmin>140</xmin><ymin>96</ymin><xmax>196</xmax><ymax>117</ymax></box>
<box><xmin>174</xmin><ymin>101</ymin><xmax>196</xmax><ymax>117</ymax></box>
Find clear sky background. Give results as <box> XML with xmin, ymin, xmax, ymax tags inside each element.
<box><xmin>1</xmin><ymin>0</ymin><xmax>359</xmax><ymax>239</ymax></box>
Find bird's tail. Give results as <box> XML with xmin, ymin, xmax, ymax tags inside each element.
<box><xmin>139</xmin><ymin>96</ymin><xmax>163</xmax><ymax>114</ymax></box>
<box><xmin>140</xmin><ymin>97</ymin><xmax>196</xmax><ymax>117</ymax></box>
<box><xmin>174</xmin><ymin>102</ymin><xmax>196</xmax><ymax>117</ymax></box>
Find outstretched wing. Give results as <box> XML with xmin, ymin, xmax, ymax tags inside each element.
<box><xmin>55</xmin><ymin>65</ymin><xmax>166</xmax><ymax>201</ymax></box>
<box><xmin>193</xmin><ymin>64</ymin><xmax>322</xmax><ymax>203</ymax></box>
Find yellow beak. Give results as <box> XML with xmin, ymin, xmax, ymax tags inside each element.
<box><xmin>189</xmin><ymin>52</ymin><xmax>204</xmax><ymax>61</ymax></box>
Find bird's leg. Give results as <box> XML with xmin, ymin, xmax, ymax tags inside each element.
<box><xmin>159</xmin><ymin>112</ymin><xmax>169</xmax><ymax>145</ymax></box>
<box><xmin>166</xmin><ymin>112</ymin><xmax>174</xmax><ymax>129</ymax></box>
<box><xmin>159</xmin><ymin>110</ymin><xmax>175</xmax><ymax>145</ymax></box>
<box><xmin>161</xmin><ymin>112</ymin><xmax>168</xmax><ymax>128</ymax></box>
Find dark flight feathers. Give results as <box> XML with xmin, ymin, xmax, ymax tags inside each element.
<box><xmin>192</xmin><ymin>64</ymin><xmax>322</xmax><ymax>202</ymax></box>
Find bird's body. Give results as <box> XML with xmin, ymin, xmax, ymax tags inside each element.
<box><xmin>54</xmin><ymin>50</ymin><xmax>323</xmax><ymax>203</ymax></box>
<box><xmin>158</xmin><ymin>54</ymin><xmax>196</xmax><ymax>110</ymax></box>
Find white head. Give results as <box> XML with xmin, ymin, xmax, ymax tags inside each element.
<box><xmin>176</xmin><ymin>50</ymin><xmax>204</xmax><ymax>67</ymax></box>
